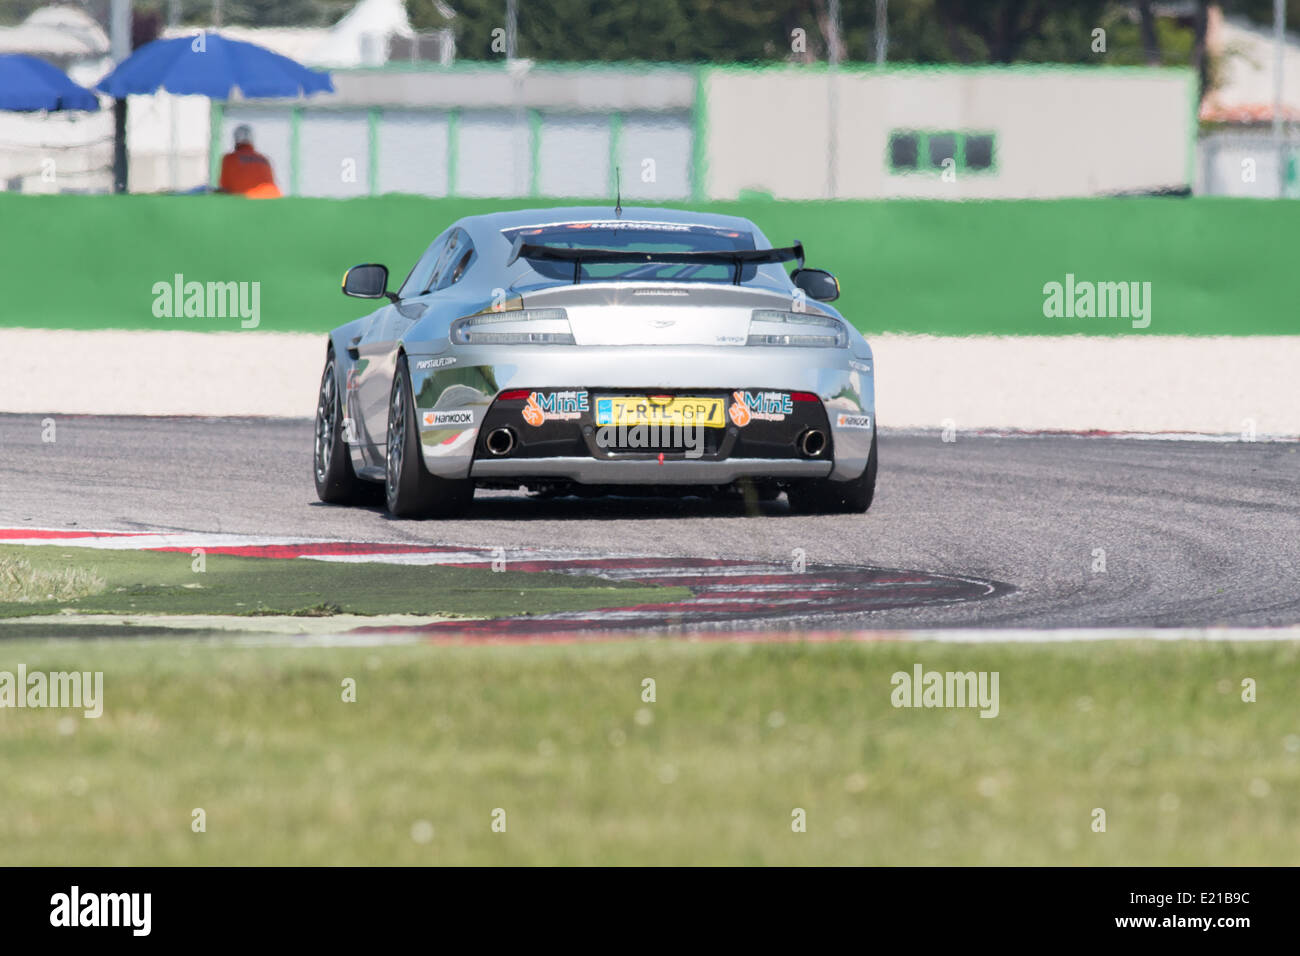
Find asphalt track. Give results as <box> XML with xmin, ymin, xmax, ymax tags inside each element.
<box><xmin>2</xmin><ymin>414</ymin><xmax>1298</xmax><ymax>630</ymax></box>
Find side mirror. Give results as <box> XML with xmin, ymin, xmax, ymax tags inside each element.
<box><xmin>342</xmin><ymin>263</ymin><xmax>396</xmax><ymax>301</ymax></box>
<box><xmin>792</xmin><ymin>268</ymin><xmax>840</xmax><ymax>302</ymax></box>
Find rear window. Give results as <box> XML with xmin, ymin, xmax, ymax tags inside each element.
<box><xmin>503</xmin><ymin>220</ymin><xmax>759</xmax><ymax>283</ymax></box>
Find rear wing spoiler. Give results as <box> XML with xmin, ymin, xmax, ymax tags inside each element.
<box><xmin>507</xmin><ymin>236</ymin><xmax>806</xmax><ymax>285</ymax></box>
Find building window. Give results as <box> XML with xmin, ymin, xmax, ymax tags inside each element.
<box><xmin>887</xmin><ymin>130</ymin><xmax>997</xmax><ymax>174</ymax></box>
<box><xmin>889</xmin><ymin>131</ymin><xmax>919</xmax><ymax>171</ymax></box>
<box><xmin>927</xmin><ymin>133</ymin><xmax>957</xmax><ymax>169</ymax></box>
<box><xmin>965</xmin><ymin>134</ymin><xmax>994</xmax><ymax>171</ymax></box>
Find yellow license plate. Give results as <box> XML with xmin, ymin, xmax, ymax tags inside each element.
<box><xmin>594</xmin><ymin>396</ymin><xmax>726</xmax><ymax>428</ymax></box>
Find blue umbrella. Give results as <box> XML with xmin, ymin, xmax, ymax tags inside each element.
<box><xmin>96</xmin><ymin>33</ymin><xmax>333</xmax><ymax>99</ymax></box>
<box><xmin>0</xmin><ymin>54</ymin><xmax>100</xmax><ymax>112</ymax></box>
<box><xmin>95</xmin><ymin>33</ymin><xmax>331</xmax><ymax>193</ymax></box>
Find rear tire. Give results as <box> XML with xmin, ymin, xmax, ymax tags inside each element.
<box><xmin>385</xmin><ymin>355</ymin><xmax>474</xmax><ymax>519</ymax></box>
<box><xmin>787</xmin><ymin>431</ymin><xmax>877</xmax><ymax>515</ymax></box>
<box><xmin>313</xmin><ymin>347</ymin><xmax>363</xmax><ymax>504</ymax></box>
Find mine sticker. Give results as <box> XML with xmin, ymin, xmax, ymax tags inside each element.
<box><xmin>523</xmin><ymin>390</ymin><xmax>588</xmax><ymax>426</ymax></box>
<box><xmin>728</xmin><ymin>390</ymin><xmax>793</xmax><ymax>426</ymax></box>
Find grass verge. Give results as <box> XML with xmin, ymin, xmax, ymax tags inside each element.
<box><xmin>0</xmin><ymin>544</ymin><xmax>688</xmax><ymax>620</ymax></box>
<box><xmin>0</xmin><ymin>637</ymin><xmax>1295</xmax><ymax>864</ymax></box>
<box><xmin>0</xmin><ymin>554</ymin><xmax>105</xmax><ymax>603</ymax></box>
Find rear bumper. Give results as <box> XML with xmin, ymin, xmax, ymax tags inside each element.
<box><xmin>465</xmin><ymin>386</ymin><xmax>842</xmax><ymax>486</ymax></box>
<box><xmin>407</xmin><ymin>346</ymin><xmax>874</xmax><ymax>483</ymax></box>
<box><xmin>471</xmin><ymin>456</ymin><xmax>833</xmax><ymax>485</ymax></box>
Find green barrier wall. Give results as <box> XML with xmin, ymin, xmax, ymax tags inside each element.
<box><xmin>1</xmin><ymin>194</ymin><xmax>1295</xmax><ymax>336</ymax></box>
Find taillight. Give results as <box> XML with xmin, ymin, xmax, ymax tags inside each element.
<box><xmin>451</xmin><ymin>308</ymin><xmax>575</xmax><ymax>345</ymax></box>
<box><xmin>747</xmin><ymin>310</ymin><xmax>848</xmax><ymax>348</ymax></box>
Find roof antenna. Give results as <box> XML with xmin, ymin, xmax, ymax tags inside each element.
<box><xmin>614</xmin><ymin>168</ymin><xmax>622</xmax><ymax>218</ymax></box>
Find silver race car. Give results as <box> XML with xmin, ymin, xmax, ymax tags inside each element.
<box><xmin>314</xmin><ymin>206</ymin><xmax>876</xmax><ymax>517</ymax></box>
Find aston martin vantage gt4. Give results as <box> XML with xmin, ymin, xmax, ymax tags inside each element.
<box><xmin>313</xmin><ymin>206</ymin><xmax>876</xmax><ymax>517</ymax></box>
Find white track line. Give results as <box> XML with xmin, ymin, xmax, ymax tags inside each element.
<box><xmin>876</xmin><ymin>626</ymin><xmax>1300</xmax><ymax>643</ymax></box>
<box><xmin>887</xmin><ymin>428</ymin><xmax>1300</xmax><ymax>443</ymax></box>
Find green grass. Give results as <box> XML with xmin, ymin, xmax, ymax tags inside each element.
<box><xmin>0</xmin><ymin>544</ymin><xmax>688</xmax><ymax>620</ymax></box>
<box><xmin>0</xmin><ymin>554</ymin><xmax>105</xmax><ymax>603</ymax></box>
<box><xmin>2</xmin><ymin>193</ymin><xmax>1297</xmax><ymax>336</ymax></box>
<box><xmin>0</xmin><ymin>638</ymin><xmax>1295</xmax><ymax>865</ymax></box>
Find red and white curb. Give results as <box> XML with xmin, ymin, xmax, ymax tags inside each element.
<box><xmin>1</xmin><ymin>527</ymin><xmax>1005</xmax><ymax>637</ymax></box>
<box><xmin>8</xmin><ymin>528</ymin><xmax>1295</xmax><ymax>644</ymax></box>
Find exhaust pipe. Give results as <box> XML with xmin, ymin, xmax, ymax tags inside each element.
<box><xmin>485</xmin><ymin>427</ymin><xmax>516</xmax><ymax>456</ymax></box>
<box><xmin>799</xmin><ymin>428</ymin><xmax>827</xmax><ymax>458</ymax></box>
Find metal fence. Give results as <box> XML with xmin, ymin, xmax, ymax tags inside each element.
<box><xmin>216</xmin><ymin>103</ymin><xmax>696</xmax><ymax>200</ymax></box>
<box><xmin>1198</xmin><ymin>129</ymin><xmax>1300</xmax><ymax>198</ymax></box>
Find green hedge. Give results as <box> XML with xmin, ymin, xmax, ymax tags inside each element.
<box><xmin>3</xmin><ymin>193</ymin><xmax>1294</xmax><ymax>335</ymax></box>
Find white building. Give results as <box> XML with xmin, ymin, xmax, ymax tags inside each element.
<box><xmin>704</xmin><ymin>65</ymin><xmax>1193</xmax><ymax>199</ymax></box>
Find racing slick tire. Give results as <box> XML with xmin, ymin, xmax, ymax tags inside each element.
<box><xmin>385</xmin><ymin>354</ymin><xmax>474</xmax><ymax>519</ymax></box>
<box><xmin>313</xmin><ymin>346</ymin><xmax>366</xmax><ymax>504</ymax></box>
<box><xmin>787</xmin><ymin>430</ymin><xmax>877</xmax><ymax>515</ymax></box>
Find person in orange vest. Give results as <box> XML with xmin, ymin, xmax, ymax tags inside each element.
<box><xmin>218</xmin><ymin>125</ymin><xmax>282</xmax><ymax>198</ymax></box>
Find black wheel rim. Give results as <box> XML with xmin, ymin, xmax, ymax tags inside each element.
<box><xmin>386</xmin><ymin>370</ymin><xmax>405</xmax><ymax>502</ymax></box>
<box><xmin>314</xmin><ymin>359</ymin><xmax>336</xmax><ymax>484</ymax></box>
